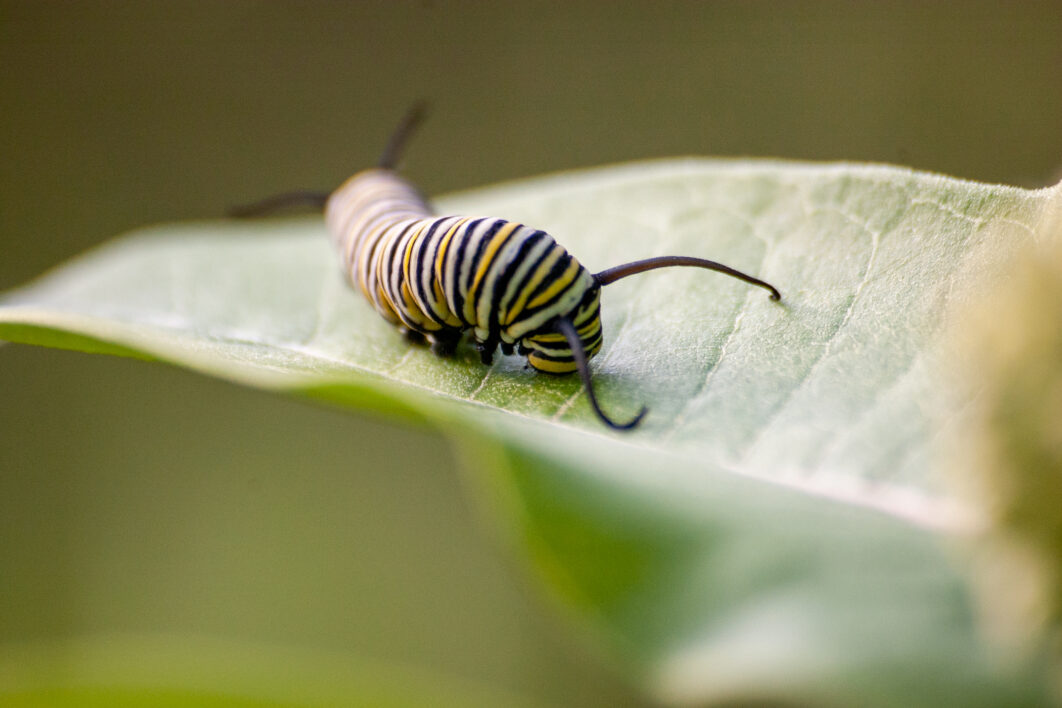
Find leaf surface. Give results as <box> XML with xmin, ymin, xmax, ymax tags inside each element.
<box><xmin>3</xmin><ymin>159</ymin><xmax>1058</xmax><ymax>705</ymax></box>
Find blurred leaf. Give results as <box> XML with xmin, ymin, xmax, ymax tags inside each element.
<box><xmin>945</xmin><ymin>195</ymin><xmax>1062</xmax><ymax>700</ymax></box>
<box><xmin>0</xmin><ymin>634</ymin><xmax>547</xmax><ymax>707</ymax></box>
<box><xmin>2</xmin><ymin>160</ymin><xmax>1060</xmax><ymax>706</ymax></box>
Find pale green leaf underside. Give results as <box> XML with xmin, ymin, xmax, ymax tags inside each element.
<box><xmin>2</xmin><ymin>159</ymin><xmax>1058</xmax><ymax>706</ymax></box>
<box><xmin>2</xmin><ymin>160</ymin><xmax>1050</xmax><ymax>517</ymax></box>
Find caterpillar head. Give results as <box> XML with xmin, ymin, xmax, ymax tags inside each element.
<box><xmin>521</xmin><ymin>286</ymin><xmax>602</xmax><ymax>374</ymax></box>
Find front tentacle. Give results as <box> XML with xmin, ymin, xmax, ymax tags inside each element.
<box><xmin>553</xmin><ymin>317</ymin><xmax>647</xmax><ymax>430</ymax></box>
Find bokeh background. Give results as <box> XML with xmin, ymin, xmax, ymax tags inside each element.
<box><xmin>2</xmin><ymin>2</ymin><xmax>1060</xmax><ymax>704</ymax></box>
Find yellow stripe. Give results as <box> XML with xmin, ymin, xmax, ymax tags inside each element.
<box><xmin>357</xmin><ymin>221</ymin><xmax>390</xmax><ymax>286</ymax></box>
<box><xmin>527</xmin><ymin>355</ymin><xmax>577</xmax><ymax>374</ymax></box>
<box><xmin>400</xmin><ymin>282</ymin><xmax>441</xmax><ymax>331</ymax></box>
<box><xmin>503</xmin><ymin>249</ymin><xmax>562</xmax><ymax>324</ymax></box>
<box><xmin>470</xmin><ymin>221</ymin><xmax>521</xmax><ymax>294</ymax></box>
<box><xmin>527</xmin><ymin>260</ymin><xmax>580</xmax><ymax>309</ymax></box>
<box><xmin>529</xmin><ymin>332</ymin><xmax>566</xmax><ymax>344</ymax></box>
<box><xmin>375</xmin><ymin>285</ymin><xmax>401</xmax><ymax>324</ymax></box>
<box><xmin>401</xmin><ymin>220</ymin><xmax>429</xmax><ymax>285</ymax></box>
<box><xmin>434</xmin><ymin>217</ymin><xmax>473</xmax><ymax>285</ymax></box>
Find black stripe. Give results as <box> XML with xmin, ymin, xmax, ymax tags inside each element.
<box><xmin>529</xmin><ymin>339</ymin><xmax>573</xmax><ymax>354</ymax></box>
<box><xmin>488</xmin><ymin>229</ymin><xmax>547</xmax><ymax>340</ymax></box>
<box><xmin>497</xmin><ymin>230</ymin><xmax>551</xmax><ymax>322</ymax></box>
<box><xmin>498</xmin><ymin>240</ymin><xmax>557</xmax><ymax>333</ymax></box>
<box><xmin>466</xmin><ymin>219</ymin><xmax>506</xmax><ymax>290</ymax></box>
<box><xmin>447</xmin><ymin>218</ymin><xmax>487</xmax><ymax>325</ymax></box>
<box><xmin>471</xmin><ymin>221</ymin><xmax>525</xmax><ymax>332</ymax></box>
<box><xmin>525</xmin><ymin>349</ymin><xmax>576</xmax><ymax>363</ymax></box>
<box><xmin>517</xmin><ymin>252</ymin><xmax>580</xmax><ymax>323</ymax></box>
<box><xmin>383</xmin><ymin>222</ymin><xmax>419</xmax><ymax>325</ymax></box>
<box><xmin>410</xmin><ymin>218</ymin><xmax>451</xmax><ymax>326</ymax></box>
<box><xmin>574</xmin><ymin>285</ymin><xmax>601</xmax><ymax>317</ymax></box>
<box><xmin>383</xmin><ymin>222</ymin><xmax>414</xmax><ymax>300</ymax></box>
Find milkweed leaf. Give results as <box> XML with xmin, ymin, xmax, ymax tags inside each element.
<box><xmin>3</xmin><ymin>159</ymin><xmax>1060</xmax><ymax>706</ymax></box>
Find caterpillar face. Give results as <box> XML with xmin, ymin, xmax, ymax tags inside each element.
<box><xmin>521</xmin><ymin>286</ymin><xmax>603</xmax><ymax>374</ymax></box>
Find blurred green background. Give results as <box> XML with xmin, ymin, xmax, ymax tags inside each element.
<box><xmin>2</xmin><ymin>2</ymin><xmax>1060</xmax><ymax>704</ymax></box>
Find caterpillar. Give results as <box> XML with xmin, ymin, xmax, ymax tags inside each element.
<box><xmin>232</xmin><ymin>104</ymin><xmax>780</xmax><ymax>430</ymax></box>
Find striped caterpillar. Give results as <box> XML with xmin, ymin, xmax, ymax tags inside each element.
<box><xmin>233</xmin><ymin>105</ymin><xmax>780</xmax><ymax>429</ymax></box>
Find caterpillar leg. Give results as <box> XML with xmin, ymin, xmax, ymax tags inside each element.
<box><xmin>475</xmin><ymin>335</ymin><xmax>501</xmax><ymax>365</ymax></box>
<box><xmin>403</xmin><ymin>328</ymin><xmax>428</xmax><ymax>345</ymax></box>
<box><xmin>429</xmin><ymin>329</ymin><xmax>462</xmax><ymax>357</ymax></box>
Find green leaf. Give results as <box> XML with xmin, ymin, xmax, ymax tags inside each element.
<box><xmin>945</xmin><ymin>199</ymin><xmax>1062</xmax><ymax>693</ymax></box>
<box><xmin>3</xmin><ymin>159</ymin><xmax>1060</xmax><ymax>706</ymax></box>
<box><xmin>0</xmin><ymin>634</ymin><xmax>548</xmax><ymax>707</ymax></box>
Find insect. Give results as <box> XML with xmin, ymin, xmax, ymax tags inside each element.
<box><xmin>233</xmin><ymin>104</ymin><xmax>780</xmax><ymax>430</ymax></box>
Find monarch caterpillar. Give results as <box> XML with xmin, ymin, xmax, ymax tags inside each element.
<box><xmin>233</xmin><ymin>104</ymin><xmax>781</xmax><ymax>430</ymax></box>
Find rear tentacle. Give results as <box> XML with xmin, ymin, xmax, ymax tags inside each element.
<box><xmin>378</xmin><ymin>100</ymin><xmax>429</xmax><ymax>170</ymax></box>
<box><xmin>228</xmin><ymin>101</ymin><xmax>429</xmax><ymax>218</ymax></box>
<box><xmin>228</xmin><ymin>190</ymin><xmax>330</xmax><ymax>218</ymax></box>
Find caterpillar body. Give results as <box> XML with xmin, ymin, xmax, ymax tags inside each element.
<box><xmin>233</xmin><ymin>104</ymin><xmax>781</xmax><ymax>430</ymax></box>
<box><xmin>325</xmin><ymin>168</ymin><xmax>603</xmax><ymax>372</ymax></box>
